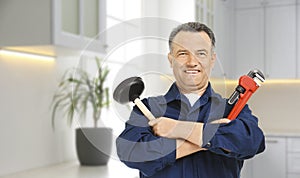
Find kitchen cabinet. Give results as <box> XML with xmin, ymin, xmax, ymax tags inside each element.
<box><xmin>0</xmin><ymin>0</ymin><xmax>106</xmax><ymax>56</ymax></box>
<box><xmin>235</xmin><ymin>8</ymin><xmax>264</xmax><ymax>79</ymax></box>
<box><xmin>234</xmin><ymin>0</ymin><xmax>297</xmax><ymax>79</ymax></box>
<box><xmin>213</xmin><ymin>0</ymin><xmax>235</xmax><ymax>78</ymax></box>
<box><xmin>265</xmin><ymin>5</ymin><xmax>296</xmax><ymax>78</ymax></box>
<box><xmin>287</xmin><ymin>137</ymin><xmax>300</xmax><ymax>177</ymax></box>
<box><xmin>236</xmin><ymin>0</ymin><xmax>296</xmax><ymax>9</ymax></box>
<box><xmin>242</xmin><ymin>135</ymin><xmax>300</xmax><ymax>178</ymax></box>
<box><xmin>240</xmin><ymin>158</ymin><xmax>253</xmax><ymax>178</ymax></box>
<box><xmin>242</xmin><ymin>136</ymin><xmax>287</xmax><ymax>178</ymax></box>
<box><xmin>241</xmin><ymin>136</ymin><xmax>287</xmax><ymax>178</ymax></box>
<box><xmin>252</xmin><ymin>136</ymin><xmax>286</xmax><ymax>178</ymax></box>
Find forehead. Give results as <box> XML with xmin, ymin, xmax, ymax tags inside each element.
<box><xmin>171</xmin><ymin>31</ymin><xmax>212</xmax><ymax>51</ymax></box>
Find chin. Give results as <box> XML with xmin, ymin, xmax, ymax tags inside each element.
<box><xmin>186</xmin><ymin>77</ymin><xmax>203</xmax><ymax>85</ymax></box>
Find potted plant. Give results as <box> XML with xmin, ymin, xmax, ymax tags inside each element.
<box><xmin>51</xmin><ymin>57</ymin><xmax>112</xmax><ymax>166</ymax></box>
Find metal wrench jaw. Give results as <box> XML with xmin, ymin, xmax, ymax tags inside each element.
<box><xmin>247</xmin><ymin>69</ymin><xmax>265</xmax><ymax>86</ymax></box>
<box><xmin>228</xmin><ymin>88</ymin><xmax>243</xmax><ymax>105</ymax></box>
<box><xmin>228</xmin><ymin>69</ymin><xmax>265</xmax><ymax>105</ymax></box>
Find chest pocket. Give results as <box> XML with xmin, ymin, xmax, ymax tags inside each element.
<box><xmin>147</xmin><ymin>96</ymin><xmax>184</xmax><ymax>120</ymax></box>
<box><xmin>147</xmin><ymin>96</ymin><xmax>168</xmax><ymax>118</ymax></box>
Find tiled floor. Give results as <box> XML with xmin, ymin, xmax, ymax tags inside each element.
<box><xmin>1</xmin><ymin>159</ymin><xmax>139</xmax><ymax>178</ymax></box>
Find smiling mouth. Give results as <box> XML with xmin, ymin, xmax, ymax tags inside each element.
<box><xmin>184</xmin><ymin>69</ymin><xmax>201</xmax><ymax>75</ymax></box>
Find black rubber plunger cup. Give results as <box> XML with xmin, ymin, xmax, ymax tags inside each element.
<box><xmin>113</xmin><ymin>77</ymin><xmax>155</xmax><ymax>121</ymax></box>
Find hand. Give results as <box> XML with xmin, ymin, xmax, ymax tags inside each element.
<box><xmin>148</xmin><ymin>117</ymin><xmax>180</xmax><ymax>139</ymax></box>
<box><xmin>176</xmin><ymin>139</ymin><xmax>207</xmax><ymax>159</ymax></box>
<box><xmin>149</xmin><ymin>117</ymin><xmax>204</xmax><ymax>146</ymax></box>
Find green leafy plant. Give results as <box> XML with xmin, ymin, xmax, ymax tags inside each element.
<box><xmin>51</xmin><ymin>57</ymin><xmax>110</xmax><ymax>129</ymax></box>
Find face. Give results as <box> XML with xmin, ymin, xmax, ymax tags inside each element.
<box><xmin>168</xmin><ymin>31</ymin><xmax>216</xmax><ymax>94</ymax></box>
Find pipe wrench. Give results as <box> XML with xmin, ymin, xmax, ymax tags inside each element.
<box><xmin>227</xmin><ymin>69</ymin><xmax>265</xmax><ymax>120</ymax></box>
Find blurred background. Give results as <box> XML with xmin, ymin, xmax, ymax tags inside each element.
<box><xmin>0</xmin><ymin>0</ymin><xmax>299</xmax><ymax>177</ymax></box>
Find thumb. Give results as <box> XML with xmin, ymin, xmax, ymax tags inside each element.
<box><xmin>148</xmin><ymin>118</ymin><xmax>161</xmax><ymax>126</ymax></box>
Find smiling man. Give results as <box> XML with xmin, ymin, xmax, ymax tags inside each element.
<box><xmin>168</xmin><ymin>29</ymin><xmax>215</xmax><ymax>95</ymax></box>
<box><xmin>116</xmin><ymin>22</ymin><xmax>265</xmax><ymax>178</ymax></box>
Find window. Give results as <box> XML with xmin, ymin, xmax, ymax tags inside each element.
<box><xmin>195</xmin><ymin>0</ymin><xmax>215</xmax><ymax>29</ymax></box>
<box><xmin>106</xmin><ymin>0</ymin><xmax>142</xmax><ymax>64</ymax></box>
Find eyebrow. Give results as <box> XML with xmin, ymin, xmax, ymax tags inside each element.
<box><xmin>196</xmin><ymin>49</ymin><xmax>209</xmax><ymax>53</ymax></box>
<box><xmin>173</xmin><ymin>48</ymin><xmax>210</xmax><ymax>55</ymax></box>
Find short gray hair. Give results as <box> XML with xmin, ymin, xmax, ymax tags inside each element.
<box><xmin>168</xmin><ymin>22</ymin><xmax>216</xmax><ymax>51</ymax></box>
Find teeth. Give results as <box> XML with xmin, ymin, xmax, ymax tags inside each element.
<box><xmin>185</xmin><ymin>70</ymin><xmax>200</xmax><ymax>74</ymax></box>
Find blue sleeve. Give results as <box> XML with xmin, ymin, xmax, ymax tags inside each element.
<box><xmin>204</xmin><ymin>104</ymin><xmax>265</xmax><ymax>160</ymax></box>
<box><xmin>116</xmin><ymin>99</ymin><xmax>176</xmax><ymax>177</ymax></box>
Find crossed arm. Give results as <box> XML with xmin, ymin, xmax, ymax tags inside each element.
<box><xmin>148</xmin><ymin>117</ymin><xmax>230</xmax><ymax>159</ymax></box>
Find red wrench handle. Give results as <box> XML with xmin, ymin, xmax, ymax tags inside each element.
<box><xmin>228</xmin><ymin>91</ymin><xmax>253</xmax><ymax>120</ymax></box>
<box><xmin>227</xmin><ymin>75</ymin><xmax>259</xmax><ymax>120</ymax></box>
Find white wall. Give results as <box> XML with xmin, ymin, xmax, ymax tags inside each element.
<box><xmin>0</xmin><ymin>54</ymin><xmax>78</xmax><ymax>176</ymax></box>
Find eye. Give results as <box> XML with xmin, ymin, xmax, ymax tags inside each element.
<box><xmin>178</xmin><ymin>52</ymin><xmax>188</xmax><ymax>56</ymax></box>
<box><xmin>197</xmin><ymin>51</ymin><xmax>208</xmax><ymax>57</ymax></box>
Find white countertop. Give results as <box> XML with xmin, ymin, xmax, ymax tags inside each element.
<box><xmin>1</xmin><ymin>159</ymin><xmax>139</xmax><ymax>178</ymax></box>
<box><xmin>263</xmin><ymin>129</ymin><xmax>300</xmax><ymax>137</ymax></box>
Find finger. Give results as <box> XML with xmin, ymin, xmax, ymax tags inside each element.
<box><xmin>210</xmin><ymin>118</ymin><xmax>231</xmax><ymax>124</ymax></box>
<box><xmin>221</xmin><ymin>118</ymin><xmax>231</xmax><ymax>124</ymax></box>
<box><xmin>152</xmin><ymin>127</ymin><xmax>158</xmax><ymax>135</ymax></box>
<box><xmin>219</xmin><ymin>118</ymin><xmax>231</xmax><ymax>124</ymax></box>
<box><xmin>152</xmin><ymin>127</ymin><xmax>162</xmax><ymax>137</ymax></box>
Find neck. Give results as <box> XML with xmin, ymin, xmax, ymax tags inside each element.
<box><xmin>177</xmin><ymin>82</ymin><xmax>209</xmax><ymax>96</ymax></box>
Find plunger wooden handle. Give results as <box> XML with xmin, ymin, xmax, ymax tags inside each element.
<box><xmin>134</xmin><ymin>98</ymin><xmax>156</xmax><ymax>121</ymax></box>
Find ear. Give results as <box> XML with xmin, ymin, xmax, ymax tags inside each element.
<box><xmin>167</xmin><ymin>53</ymin><xmax>173</xmax><ymax>68</ymax></box>
<box><xmin>210</xmin><ymin>52</ymin><xmax>216</xmax><ymax>69</ymax></box>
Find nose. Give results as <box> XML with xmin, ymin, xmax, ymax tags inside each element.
<box><xmin>186</xmin><ymin>53</ymin><xmax>199</xmax><ymax>67</ymax></box>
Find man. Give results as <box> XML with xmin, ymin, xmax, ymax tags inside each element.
<box><xmin>116</xmin><ymin>22</ymin><xmax>265</xmax><ymax>178</ymax></box>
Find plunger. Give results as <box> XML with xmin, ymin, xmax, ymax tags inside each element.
<box><xmin>113</xmin><ymin>77</ymin><xmax>156</xmax><ymax>121</ymax></box>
